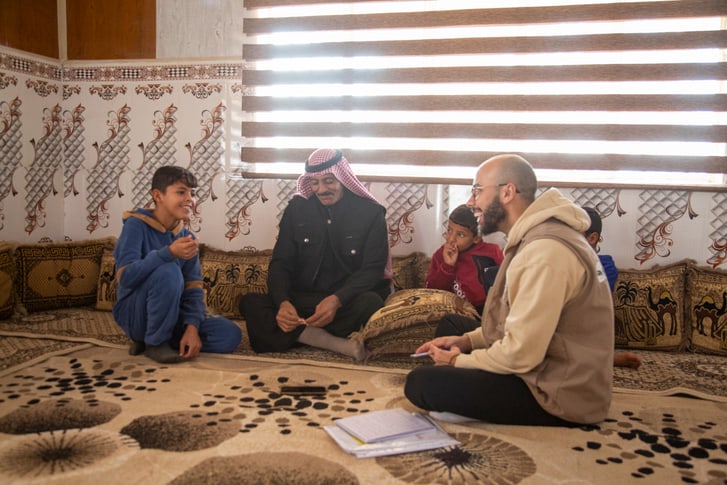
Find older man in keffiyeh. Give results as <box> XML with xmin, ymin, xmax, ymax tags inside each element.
<box><xmin>240</xmin><ymin>149</ymin><xmax>393</xmax><ymax>360</ymax></box>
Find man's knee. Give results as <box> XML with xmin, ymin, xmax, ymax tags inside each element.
<box><xmin>239</xmin><ymin>292</ymin><xmax>271</xmax><ymax>318</ymax></box>
<box><xmin>352</xmin><ymin>291</ymin><xmax>385</xmax><ymax>315</ymax></box>
<box><xmin>404</xmin><ymin>367</ymin><xmax>429</xmax><ymax>404</ymax></box>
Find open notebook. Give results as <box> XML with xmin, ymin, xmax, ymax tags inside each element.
<box><xmin>325</xmin><ymin>408</ymin><xmax>459</xmax><ymax>458</ymax></box>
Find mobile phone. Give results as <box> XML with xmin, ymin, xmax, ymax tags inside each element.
<box><xmin>280</xmin><ymin>385</ymin><xmax>327</xmax><ymax>396</ymax></box>
<box><xmin>410</xmin><ymin>352</ymin><xmax>429</xmax><ymax>358</ymax></box>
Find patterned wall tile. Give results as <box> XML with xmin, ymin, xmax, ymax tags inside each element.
<box><xmin>636</xmin><ymin>190</ymin><xmax>697</xmax><ymax>265</ymax></box>
<box><xmin>385</xmin><ymin>183</ymin><xmax>433</xmax><ymax>248</ymax></box>
<box><xmin>24</xmin><ymin>105</ymin><xmax>63</xmax><ymax>234</ymax></box>
<box><xmin>0</xmin><ymin>71</ymin><xmax>18</xmax><ymax>89</ymax></box>
<box><xmin>224</xmin><ymin>177</ymin><xmax>267</xmax><ymax>241</ymax></box>
<box><xmin>131</xmin><ymin>104</ymin><xmax>179</xmax><ymax>210</ymax></box>
<box><xmin>0</xmin><ymin>97</ymin><xmax>23</xmax><ymax>231</ymax></box>
<box><xmin>62</xmin><ymin>104</ymin><xmax>85</xmax><ymax>198</ymax></box>
<box><xmin>86</xmin><ymin>105</ymin><xmax>132</xmax><ymax>233</ymax></box>
<box><xmin>182</xmin><ymin>83</ymin><xmax>222</xmax><ymax>99</ymax></box>
<box><xmin>275</xmin><ymin>180</ymin><xmax>298</xmax><ymax>222</ymax></box>
<box><xmin>707</xmin><ymin>192</ymin><xmax>727</xmax><ymax>268</ymax></box>
<box><xmin>135</xmin><ymin>84</ymin><xmax>173</xmax><ymax>101</ymax></box>
<box><xmin>1</xmin><ymin>48</ymin><xmax>725</xmax><ymax>269</ymax></box>
<box><xmin>570</xmin><ymin>187</ymin><xmax>625</xmax><ymax>219</ymax></box>
<box><xmin>186</xmin><ymin>103</ymin><xmax>226</xmax><ymax>233</ymax></box>
<box><xmin>25</xmin><ymin>79</ymin><xmax>58</xmax><ymax>98</ymax></box>
<box><xmin>89</xmin><ymin>85</ymin><xmax>127</xmax><ymax>101</ymax></box>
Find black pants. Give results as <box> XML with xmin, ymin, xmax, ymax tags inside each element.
<box><xmin>242</xmin><ymin>291</ymin><xmax>384</xmax><ymax>353</ymax></box>
<box><xmin>404</xmin><ymin>313</ymin><xmax>575</xmax><ymax>427</ymax></box>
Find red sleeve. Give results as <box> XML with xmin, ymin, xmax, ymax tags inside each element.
<box><xmin>425</xmin><ymin>246</ymin><xmax>455</xmax><ymax>291</ymax></box>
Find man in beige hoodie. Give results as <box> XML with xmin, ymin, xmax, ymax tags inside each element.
<box><xmin>405</xmin><ymin>154</ymin><xmax>614</xmax><ymax>426</ymax></box>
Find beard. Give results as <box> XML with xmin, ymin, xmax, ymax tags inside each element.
<box><xmin>479</xmin><ymin>195</ymin><xmax>507</xmax><ymax>235</ymax></box>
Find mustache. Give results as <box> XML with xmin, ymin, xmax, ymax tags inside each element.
<box><xmin>317</xmin><ymin>192</ymin><xmax>334</xmax><ymax>197</ymax></box>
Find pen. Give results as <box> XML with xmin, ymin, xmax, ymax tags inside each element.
<box><xmin>410</xmin><ymin>352</ymin><xmax>429</xmax><ymax>358</ymax></box>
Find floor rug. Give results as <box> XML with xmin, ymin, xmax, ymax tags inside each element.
<box><xmin>0</xmin><ymin>348</ymin><xmax>725</xmax><ymax>485</ymax></box>
<box><xmin>1</xmin><ymin>308</ymin><xmax>726</xmax><ymax>401</ymax></box>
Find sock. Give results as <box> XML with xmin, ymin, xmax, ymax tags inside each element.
<box><xmin>429</xmin><ymin>411</ymin><xmax>478</xmax><ymax>424</ymax></box>
<box><xmin>298</xmin><ymin>327</ymin><xmax>367</xmax><ymax>362</ymax></box>
<box><xmin>144</xmin><ymin>343</ymin><xmax>185</xmax><ymax>364</ymax></box>
<box><xmin>128</xmin><ymin>340</ymin><xmax>146</xmax><ymax>356</ymax></box>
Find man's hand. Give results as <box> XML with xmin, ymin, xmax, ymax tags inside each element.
<box><xmin>169</xmin><ymin>235</ymin><xmax>199</xmax><ymax>259</ymax></box>
<box><xmin>413</xmin><ymin>335</ymin><xmax>471</xmax><ymax>365</ymax></box>
<box><xmin>304</xmin><ymin>294</ymin><xmax>341</xmax><ymax>328</ymax></box>
<box><xmin>179</xmin><ymin>324</ymin><xmax>202</xmax><ymax>359</ymax></box>
<box><xmin>276</xmin><ymin>301</ymin><xmax>305</xmax><ymax>332</ymax></box>
<box><xmin>442</xmin><ymin>242</ymin><xmax>458</xmax><ymax>266</ymax></box>
<box><xmin>430</xmin><ymin>345</ymin><xmax>462</xmax><ymax>366</ymax></box>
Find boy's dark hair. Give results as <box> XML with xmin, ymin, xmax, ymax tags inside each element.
<box><xmin>151</xmin><ymin>165</ymin><xmax>198</xmax><ymax>193</ymax></box>
<box><xmin>583</xmin><ymin>207</ymin><xmax>602</xmax><ymax>236</ymax></box>
<box><xmin>449</xmin><ymin>204</ymin><xmax>478</xmax><ymax>236</ymax></box>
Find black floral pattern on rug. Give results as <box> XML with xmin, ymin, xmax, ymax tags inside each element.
<box><xmin>376</xmin><ymin>432</ymin><xmax>537</xmax><ymax>484</ymax></box>
<box><xmin>573</xmin><ymin>409</ymin><xmax>727</xmax><ymax>483</ymax></box>
<box><xmin>0</xmin><ymin>398</ymin><xmax>120</xmax><ymax>434</ymax></box>
<box><xmin>0</xmin><ymin>428</ymin><xmax>139</xmax><ymax>480</ymax></box>
<box><xmin>0</xmin><ymin>357</ymin><xmax>382</xmax><ymax>467</ymax></box>
<box><xmin>121</xmin><ymin>410</ymin><xmax>240</xmax><ymax>451</ymax></box>
<box><xmin>168</xmin><ymin>452</ymin><xmax>359</xmax><ymax>485</ymax></box>
<box><xmin>212</xmin><ymin>373</ymin><xmax>378</xmax><ymax>437</ymax></box>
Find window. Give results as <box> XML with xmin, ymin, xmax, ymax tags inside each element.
<box><xmin>239</xmin><ymin>0</ymin><xmax>727</xmax><ymax>188</ymax></box>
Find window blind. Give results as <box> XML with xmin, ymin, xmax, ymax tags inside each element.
<box><xmin>239</xmin><ymin>0</ymin><xmax>727</xmax><ymax>185</ymax></box>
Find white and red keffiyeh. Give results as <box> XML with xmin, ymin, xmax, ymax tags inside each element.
<box><xmin>296</xmin><ymin>148</ymin><xmax>379</xmax><ymax>203</ymax></box>
<box><xmin>296</xmin><ymin>148</ymin><xmax>393</xmax><ymax>281</ymax></box>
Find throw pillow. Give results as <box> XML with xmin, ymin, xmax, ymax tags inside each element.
<box><xmin>685</xmin><ymin>263</ymin><xmax>727</xmax><ymax>356</ymax></box>
<box><xmin>95</xmin><ymin>248</ymin><xmax>117</xmax><ymax>311</ymax></box>
<box><xmin>14</xmin><ymin>237</ymin><xmax>116</xmax><ymax>313</ymax></box>
<box><xmin>390</xmin><ymin>253</ymin><xmax>420</xmax><ymax>291</ymax></box>
<box><xmin>390</xmin><ymin>252</ymin><xmax>431</xmax><ymax>291</ymax></box>
<box><xmin>199</xmin><ymin>245</ymin><xmax>272</xmax><ymax>318</ymax></box>
<box><xmin>352</xmin><ymin>288</ymin><xmax>479</xmax><ymax>356</ymax></box>
<box><xmin>613</xmin><ymin>261</ymin><xmax>688</xmax><ymax>351</ymax></box>
<box><xmin>0</xmin><ymin>243</ymin><xmax>16</xmax><ymax>319</ymax></box>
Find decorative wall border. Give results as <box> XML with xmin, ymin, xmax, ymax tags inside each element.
<box><xmin>1</xmin><ymin>48</ymin><xmax>242</xmax><ymax>83</ymax></box>
<box><xmin>0</xmin><ymin>52</ymin><xmax>62</xmax><ymax>81</ymax></box>
<box><xmin>64</xmin><ymin>63</ymin><xmax>241</xmax><ymax>82</ymax></box>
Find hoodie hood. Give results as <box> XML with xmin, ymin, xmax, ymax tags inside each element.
<box><xmin>505</xmin><ymin>188</ymin><xmax>590</xmax><ymax>251</ymax></box>
<box><xmin>122</xmin><ymin>208</ymin><xmax>185</xmax><ymax>236</ymax></box>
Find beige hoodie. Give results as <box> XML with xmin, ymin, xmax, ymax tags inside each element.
<box><xmin>456</xmin><ymin>188</ymin><xmax>614</xmax><ymax>424</ymax></box>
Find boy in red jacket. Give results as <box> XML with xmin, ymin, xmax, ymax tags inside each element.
<box><xmin>425</xmin><ymin>204</ymin><xmax>503</xmax><ymax>314</ymax></box>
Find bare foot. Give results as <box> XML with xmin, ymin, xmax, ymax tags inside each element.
<box><xmin>614</xmin><ymin>351</ymin><xmax>641</xmax><ymax>369</ymax></box>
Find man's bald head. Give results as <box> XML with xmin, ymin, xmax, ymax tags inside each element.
<box><xmin>480</xmin><ymin>154</ymin><xmax>538</xmax><ymax>203</ymax></box>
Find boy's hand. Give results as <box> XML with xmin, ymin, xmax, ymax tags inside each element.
<box><xmin>442</xmin><ymin>242</ymin><xmax>458</xmax><ymax>266</ymax></box>
<box><xmin>179</xmin><ymin>324</ymin><xmax>202</xmax><ymax>359</ymax></box>
<box><xmin>169</xmin><ymin>235</ymin><xmax>199</xmax><ymax>259</ymax></box>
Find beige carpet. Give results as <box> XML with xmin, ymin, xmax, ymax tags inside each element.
<box><xmin>1</xmin><ymin>307</ymin><xmax>726</xmax><ymax>400</ymax></box>
<box><xmin>0</xmin><ymin>346</ymin><xmax>725</xmax><ymax>485</ymax></box>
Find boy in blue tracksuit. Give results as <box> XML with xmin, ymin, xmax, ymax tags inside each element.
<box><xmin>112</xmin><ymin>165</ymin><xmax>242</xmax><ymax>363</ymax></box>
<box><xmin>582</xmin><ymin>206</ymin><xmax>641</xmax><ymax>369</ymax></box>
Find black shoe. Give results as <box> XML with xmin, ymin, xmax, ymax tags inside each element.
<box><xmin>144</xmin><ymin>343</ymin><xmax>185</xmax><ymax>364</ymax></box>
<box><xmin>129</xmin><ymin>340</ymin><xmax>146</xmax><ymax>356</ymax></box>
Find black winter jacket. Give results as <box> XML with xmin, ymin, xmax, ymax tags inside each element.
<box><xmin>267</xmin><ymin>190</ymin><xmax>391</xmax><ymax>308</ymax></box>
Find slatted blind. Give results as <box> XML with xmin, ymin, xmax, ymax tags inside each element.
<box><xmin>240</xmin><ymin>0</ymin><xmax>727</xmax><ymax>184</ymax></box>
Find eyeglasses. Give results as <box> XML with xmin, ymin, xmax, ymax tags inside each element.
<box><xmin>471</xmin><ymin>182</ymin><xmax>520</xmax><ymax>198</ymax></box>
